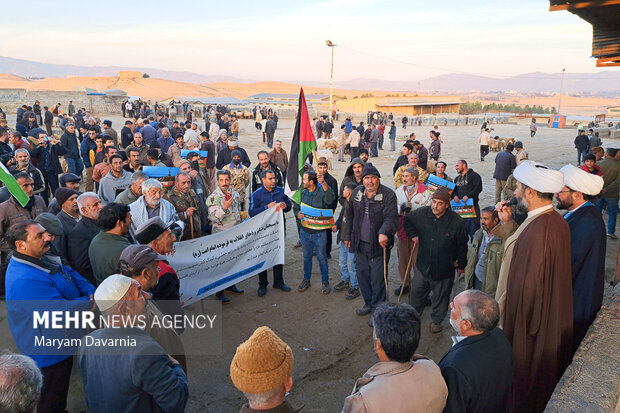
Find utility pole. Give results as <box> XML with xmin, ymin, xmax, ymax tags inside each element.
<box><xmin>326</xmin><ymin>40</ymin><xmax>336</xmax><ymax>121</ymax></box>
<box><xmin>558</xmin><ymin>68</ymin><xmax>566</xmax><ymax>114</ymax></box>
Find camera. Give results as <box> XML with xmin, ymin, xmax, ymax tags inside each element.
<box><xmin>0</xmin><ymin>153</ymin><xmax>15</xmax><ymax>166</ymax></box>
<box><xmin>400</xmin><ymin>203</ymin><xmax>411</xmax><ymax>214</ymax></box>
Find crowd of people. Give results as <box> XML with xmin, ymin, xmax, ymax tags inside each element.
<box><xmin>0</xmin><ymin>100</ymin><xmax>618</xmax><ymax>413</ymax></box>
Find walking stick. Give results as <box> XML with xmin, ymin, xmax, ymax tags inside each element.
<box><xmin>383</xmin><ymin>247</ymin><xmax>389</xmax><ymax>302</ymax></box>
<box><xmin>398</xmin><ymin>239</ymin><xmax>418</xmax><ymax>303</ymax></box>
<box><xmin>189</xmin><ymin>215</ymin><xmax>194</xmax><ymax>240</ymax></box>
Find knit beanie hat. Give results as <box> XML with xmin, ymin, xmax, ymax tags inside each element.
<box><xmin>361</xmin><ymin>162</ymin><xmax>381</xmax><ymax>179</ymax></box>
<box><xmin>55</xmin><ymin>187</ymin><xmax>77</xmax><ymax>207</ymax></box>
<box><xmin>230</xmin><ymin>326</ymin><xmax>294</xmax><ymax>394</ymax></box>
<box><xmin>432</xmin><ymin>187</ymin><xmax>451</xmax><ymax>205</ymax></box>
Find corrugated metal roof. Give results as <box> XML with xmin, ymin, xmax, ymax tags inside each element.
<box><xmin>246</xmin><ymin>99</ymin><xmax>321</xmax><ymax>106</ymax></box>
<box><xmin>249</xmin><ymin>93</ymin><xmax>329</xmax><ymax>100</ymax></box>
<box><xmin>169</xmin><ymin>96</ymin><xmax>247</xmax><ymax>105</ymax></box>
<box><xmin>376</xmin><ymin>101</ymin><xmax>461</xmax><ymax>107</ymax></box>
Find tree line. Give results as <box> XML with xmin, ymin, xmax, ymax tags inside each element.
<box><xmin>459</xmin><ymin>101</ymin><xmax>557</xmax><ymax>115</ymax></box>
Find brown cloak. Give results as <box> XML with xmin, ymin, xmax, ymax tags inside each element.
<box><xmin>503</xmin><ymin>209</ymin><xmax>573</xmax><ymax>413</ymax></box>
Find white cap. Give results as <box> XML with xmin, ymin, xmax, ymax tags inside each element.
<box><xmin>560</xmin><ymin>164</ymin><xmax>604</xmax><ymax>196</ymax></box>
<box><xmin>513</xmin><ymin>160</ymin><xmax>564</xmax><ymax>193</ymax></box>
<box><xmin>94</xmin><ymin>274</ymin><xmax>134</xmax><ymax>312</ymax></box>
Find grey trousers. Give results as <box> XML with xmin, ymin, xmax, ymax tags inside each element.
<box><xmin>408</xmin><ymin>270</ymin><xmax>454</xmax><ymax>324</ymax></box>
<box><xmin>355</xmin><ymin>242</ymin><xmax>391</xmax><ymax>311</ymax></box>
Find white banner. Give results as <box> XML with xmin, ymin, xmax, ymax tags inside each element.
<box><xmin>166</xmin><ymin>207</ymin><xmax>285</xmax><ymax>307</ymax></box>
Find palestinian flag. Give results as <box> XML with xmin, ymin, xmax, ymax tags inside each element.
<box><xmin>0</xmin><ymin>162</ymin><xmax>29</xmax><ymax>207</ymax></box>
<box><xmin>287</xmin><ymin>88</ymin><xmax>316</xmax><ymax>204</ymax></box>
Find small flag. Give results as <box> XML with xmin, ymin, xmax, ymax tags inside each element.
<box><xmin>0</xmin><ymin>162</ymin><xmax>29</xmax><ymax>207</ymax></box>
<box><xmin>287</xmin><ymin>88</ymin><xmax>317</xmax><ymax>204</ymax></box>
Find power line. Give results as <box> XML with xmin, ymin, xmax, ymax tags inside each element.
<box><xmin>337</xmin><ymin>45</ymin><xmax>620</xmax><ymax>80</ymax></box>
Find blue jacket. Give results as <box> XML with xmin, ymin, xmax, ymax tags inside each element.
<box><xmin>80</xmin><ymin>137</ymin><xmax>97</xmax><ymax>168</ymax></box>
<box><xmin>140</xmin><ymin>124</ymin><xmax>158</xmax><ymax>145</ymax></box>
<box><xmin>78</xmin><ymin>327</ymin><xmax>188</xmax><ymax>413</ymax></box>
<box><xmin>249</xmin><ymin>186</ymin><xmax>292</xmax><ymax>217</ymax></box>
<box><xmin>5</xmin><ymin>253</ymin><xmax>95</xmax><ymax>368</ymax></box>
<box><xmin>345</xmin><ymin>120</ymin><xmax>353</xmax><ymax>133</ymax></box>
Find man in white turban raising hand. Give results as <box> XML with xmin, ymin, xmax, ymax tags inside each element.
<box><xmin>556</xmin><ymin>164</ymin><xmax>606</xmax><ymax>353</ymax></box>
<box><xmin>494</xmin><ymin>160</ymin><xmax>573</xmax><ymax>413</ymax></box>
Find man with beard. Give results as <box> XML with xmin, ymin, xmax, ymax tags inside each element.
<box><xmin>164</xmin><ymin>172</ymin><xmax>202</xmax><ymax>240</ymax></box>
<box><xmin>555</xmin><ymin>164</ymin><xmax>606</xmax><ymax>352</ymax></box>
<box><xmin>463</xmin><ymin>206</ymin><xmax>515</xmax><ymax>296</ymax></box>
<box><xmin>249</xmin><ymin>169</ymin><xmax>292</xmax><ymax>297</ymax></box>
<box><xmin>393</xmin><ymin>143</ymin><xmax>414</xmax><ymax>175</ymax></box>
<box><xmin>339</xmin><ymin>158</ymin><xmax>364</xmax><ymax>204</ymax></box>
<box><xmin>80</xmin><ymin>127</ymin><xmax>98</xmax><ymax>192</ymax></box>
<box><xmin>89</xmin><ymin>203</ymin><xmax>133</xmax><ymax>285</ymax></box>
<box><xmin>129</xmin><ymin>179</ymin><xmax>179</xmax><ymax>234</ymax></box>
<box><xmin>317</xmin><ymin>161</ymin><xmax>338</xmax><ymax>259</ymax></box>
<box><xmin>404</xmin><ymin>187</ymin><xmax>468</xmax><ymax>333</ymax></box>
<box><xmin>5</xmin><ymin>220</ymin><xmax>95</xmax><ymax>413</ymax></box>
<box><xmin>98</xmin><ymin>154</ymin><xmax>133</xmax><ymax>206</ymax></box>
<box><xmin>269</xmin><ymin>139</ymin><xmax>288</xmax><ymax>180</ymax></box>
<box><xmin>251</xmin><ymin>150</ymin><xmax>284</xmax><ymax>194</ymax></box>
<box><xmin>344</xmin><ymin>163</ymin><xmax>398</xmax><ymax>322</ymax></box>
<box><xmin>11</xmin><ymin>148</ymin><xmax>45</xmax><ymax>196</ymax></box>
<box><xmin>439</xmin><ymin>290</ymin><xmax>513</xmax><ymax>413</ymax></box>
<box><xmin>118</xmin><ymin>245</ymin><xmax>187</xmax><ymax>372</ymax></box>
<box><xmin>48</xmin><ymin>173</ymin><xmax>81</xmax><ymax>215</ymax></box>
<box><xmin>453</xmin><ymin>160</ymin><xmax>483</xmax><ymax>240</ymax></box>
<box><xmin>494</xmin><ymin>160</ymin><xmax>572</xmax><ymax>413</ymax></box>
<box><xmin>206</xmin><ymin>170</ymin><xmax>244</xmax><ymax>303</ymax></box>
<box><xmin>68</xmin><ymin>192</ymin><xmax>103</xmax><ymax>285</ymax></box>
<box><xmin>123</xmin><ymin>147</ymin><xmax>143</xmax><ymax>173</ymax></box>
<box><xmin>31</xmin><ymin>131</ymin><xmax>67</xmax><ymax>199</ymax></box>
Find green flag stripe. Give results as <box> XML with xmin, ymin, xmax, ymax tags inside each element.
<box><xmin>0</xmin><ymin>163</ymin><xmax>29</xmax><ymax>207</ymax></box>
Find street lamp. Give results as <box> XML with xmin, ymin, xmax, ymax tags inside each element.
<box><xmin>558</xmin><ymin>68</ymin><xmax>566</xmax><ymax>115</ymax></box>
<box><xmin>326</xmin><ymin>40</ymin><xmax>336</xmax><ymax>121</ymax></box>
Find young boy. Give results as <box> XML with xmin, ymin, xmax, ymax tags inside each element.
<box><xmin>332</xmin><ymin>182</ymin><xmax>360</xmax><ymax>299</ymax></box>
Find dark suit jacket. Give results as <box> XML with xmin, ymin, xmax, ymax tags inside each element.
<box><xmin>439</xmin><ymin>328</ymin><xmax>512</xmax><ymax>413</ymax></box>
<box><xmin>67</xmin><ymin>217</ymin><xmax>100</xmax><ymax>285</ymax></box>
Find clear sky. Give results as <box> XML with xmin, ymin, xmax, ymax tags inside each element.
<box><xmin>0</xmin><ymin>0</ymin><xmax>603</xmax><ymax>83</ymax></box>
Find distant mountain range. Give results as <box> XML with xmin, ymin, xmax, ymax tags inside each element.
<box><xmin>332</xmin><ymin>72</ymin><xmax>620</xmax><ymax>94</ymax></box>
<box><xmin>0</xmin><ymin>56</ymin><xmax>249</xmax><ymax>84</ymax></box>
<box><xmin>1</xmin><ymin>55</ymin><xmax>619</xmax><ymax>94</ymax></box>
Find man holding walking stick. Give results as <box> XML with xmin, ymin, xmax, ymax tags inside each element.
<box><xmin>404</xmin><ymin>187</ymin><xmax>469</xmax><ymax>334</ymax></box>
<box><xmin>344</xmin><ymin>163</ymin><xmax>398</xmax><ymax>325</ymax></box>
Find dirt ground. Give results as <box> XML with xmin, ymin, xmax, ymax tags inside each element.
<box><xmin>0</xmin><ymin>117</ymin><xmax>617</xmax><ymax>413</ymax></box>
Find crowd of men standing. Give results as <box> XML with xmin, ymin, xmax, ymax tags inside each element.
<box><xmin>0</xmin><ymin>102</ymin><xmax>618</xmax><ymax>413</ymax></box>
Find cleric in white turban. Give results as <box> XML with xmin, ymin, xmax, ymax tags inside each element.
<box><xmin>513</xmin><ymin>160</ymin><xmax>565</xmax><ymax>195</ymax></box>
<box><xmin>495</xmin><ymin>160</ymin><xmax>574</xmax><ymax>412</ymax></box>
<box><xmin>556</xmin><ymin>164</ymin><xmax>607</xmax><ymax>352</ymax></box>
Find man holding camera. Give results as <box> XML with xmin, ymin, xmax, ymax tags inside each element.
<box><xmin>31</xmin><ymin>131</ymin><xmax>67</xmax><ymax>199</ymax></box>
